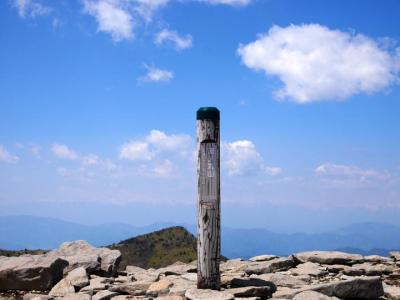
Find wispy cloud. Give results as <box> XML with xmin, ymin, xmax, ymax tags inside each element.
<box><xmin>134</xmin><ymin>0</ymin><xmax>169</xmax><ymax>22</ymax></box>
<box><xmin>238</xmin><ymin>24</ymin><xmax>400</xmax><ymax>103</ymax></box>
<box><xmin>119</xmin><ymin>130</ymin><xmax>193</xmax><ymax>178</ymax></box>
<box><xmin>154</xmin><ymin>29</ymin><xmax>193</xmax><ymax>50</ymax></box>
<box><xmin>0</xmin><ymin>145</ymin><xmax>19</xmax><ymax>164</ymax></box>
<box><xmin>200</xmin><ymin>0</ymin><xmax>252</xmax><ymax>6</ymax></box>
<box><xmin>120</xmin><ymin>129</ymin><xmax>193</xmax><ymax>161</ymax></box>
<box><xmin>52</xmin><ymin>144</ymin><xmax>79</xmax><ymax>160</ymax></box>
<box><xmin>83</xmin><ymin>0</ymin><xmax>134</xmax><ymax>42</ymax></box>
<box><xmin>315</xmin><ymin>163</ymin><xmax>392</xmax><ymax>188</ymax></box>
<box><xmin>138</xmin><ymin>65</ymin><xmax>174</xmax><ymax>83</ymax></box>
<box><xmin>12</xmin><ymin>0</ymin><xmax>51</xmax><ymax>18</ymax></box>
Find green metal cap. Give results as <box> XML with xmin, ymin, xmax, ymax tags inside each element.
<box><xmin>196</xmin><ymin>107</ymin><xmax>220</xmax><ymax>120</ymax></box>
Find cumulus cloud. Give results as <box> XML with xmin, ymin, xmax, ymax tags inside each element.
<box><xmin>52</xmin><ymin>144</ymin><xmax>79</xmax><ymax>160</ymax></box>
<box><xmin>119</xmin><ymin>130</ymin><xmax>193</xmax><ymax>179</ymax></box>
<box><xmin>83</xmin><ymin>0</ymin><xmax>134</xmax><ymax>42</ymax></box>
<box><xmin>201</xmin><ymin>0</ymin><xmax>252</xmax><ymax>6</ymax></box>
<box><xmin>12</xmin><ymin>0</ymin><xmax>51</xmax><ymax>18</ymax></box>
<box><xmin>119</xmin><ymin>129</ymin><xmax>193</xmax><ymax>161</ymax></box>
<box><xmin>0</xmin><ymin>145</ymin><xmax>19</xmax><ymax>164</ymax></box>
<box><xmin>315</xmin><ymin>163</ymin><xmax>391</xmax><ymax>188</ymax></box>
<box><xmin>154</xmin><ymin>29</ymin><xmax>193</xmax><ymax>50</ymax></box>
<box><xmin>238</xmin><ymin>24</ymin><xmax>400</xmax><ymax>103</ymax></box>
<box><xmin>138</xmin><ymin>65</ymin><xmax>174</xmax><ymax>83</ymax></box>
<box><xmin>222</xmin><ymin>140</ymin><xmax>281</xmax><ymax>176</ymax></box>
<box><xmin>119</xmin><ymin>141</ymin><xmax>153</xmax><ymax>161</ymax></box>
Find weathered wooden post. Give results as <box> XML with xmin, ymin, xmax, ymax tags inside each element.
<box><xmin>196</xmin><ymin>107</ymin><xmax>221</xmax><ymax>290</ymax></box>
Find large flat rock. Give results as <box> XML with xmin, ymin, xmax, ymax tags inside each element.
<box><xmin>274</xmin><ymin>276</ymin><xmax>383</xmax><ymax>299</ymax></box>
<box><xmin>294</xmin><ymin>251</ymin><xmax>364</xmax><ymax>265</ymax></box>
<box><xmin>0</xmin><ymin>254</ymin><xmax>68</xmax><ymax>291</ymax></box>
<box><xmin>244</xmin><ymin>257</ymin><xmax>295</xmax><ymax>275</ymax></box>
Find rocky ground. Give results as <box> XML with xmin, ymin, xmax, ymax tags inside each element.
<box><xmin>1</xmin><ymin>241</ymin><xmax>400</xmax><ymax>300</ymax></box>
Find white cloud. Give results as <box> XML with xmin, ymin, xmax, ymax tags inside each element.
<box><xmin>315</xmin><ymin>163</ymin><xmax>391</xmax><ymax>188</ymax></box>
<box><xmin>155</xmin><ymin>29</ymin><xmax>193</xmax><ymax>50</ymax></box>
<box><xmin>119</xmin><ymin>130</ymin><xmax>192</xmax><ymax>179</ymax></box>
<box><xmin>0</xmin><ymin>145</ymin><xmax>19</xmax><ymax>164</ymax></box>
<box><xmin>238</xmin><ymin>24</ymin><xmax>399</xmax><ymax>103</ymax></box>
<box><xmin>82</xmin><ymin>0</ymin><xmax>170</xmax><ymax>41</ymax></box>
<box><xmin>152</xmin><ymin>159</ymin><xmax>174</xmax><ymax>177</ymax></box>
<box><xmin>222</xmin><ymin>140</ymin><xmax>281</xmax><ymax>176</ymax></box>
<box><xmin>119</xmin><ymin>129</ymin><xmax>192</xmax><ymax>161</ymax></box>
<box><xmin>12</xmin><ymin>0</ymin><xmax>51</xmax><ymax>18</ymax></box>
<box><xmin>83</xmin><ymin>0</ymin><xmax>134</xmax><ymax>42</ymax></box>
<box><xmin>30</xmin><ymin>145</ymin><xmax>41</xmax><ymax>158</ymax></box>
<box><xmin>51</xmin><ymin>144</ymin><xmax>79</xmax><ymax>160</ymax></box>
<box><xmin>139</xmin><ymin>65</ymin><xmax>174</xmax><ymax>83</ymax></box>
<box><xmin>134</xmin><ymin>0</ymin><xmax>169</xmax><ymax>22</ymax></box>
<box><xmin>201</xmin><ymin>0</ymin><xmax>252</xmax><ymax>6</ymax></box>
<box><xmin>119</xmin><ymin>141</ymin><xmax>153</xmax><ymax>161</ymax></box>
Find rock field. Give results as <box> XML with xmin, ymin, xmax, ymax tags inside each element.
<box><xmin>1</xmin><ymin>241</ymin><xmax>400</xmax><ymax>300</ymax></box>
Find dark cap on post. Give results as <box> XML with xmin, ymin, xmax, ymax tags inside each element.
<box><xmin>197</xmin><ymin>107</ymin><xmax>220</xmax><ymax>120</ymax></box>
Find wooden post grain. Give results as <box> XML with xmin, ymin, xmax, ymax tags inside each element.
<box><xmin>196</xmin><ymin>107</ymin><xmax>221</xmax><ymax>290</ymax></box>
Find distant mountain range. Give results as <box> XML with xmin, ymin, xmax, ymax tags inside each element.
<box><xmin>1</xmin><ymin>215</ymin><xmax>400</xmax><ymax>258</ymax></box>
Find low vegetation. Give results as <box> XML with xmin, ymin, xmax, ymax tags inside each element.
<box><xmin>0</xmin><ymin>249</ymin><xmax>48</xmax><ymax>257</ymax></box>
<box><xmin>109</xmin><ymin>226</ymin><xmax>197</xmax><ymax>270</ymax></box>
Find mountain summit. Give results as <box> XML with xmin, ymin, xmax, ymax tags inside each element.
<box><xmin>109</xmin><ymin>226</ymin><xmax>197</xmax><ymax>270</ymax></box>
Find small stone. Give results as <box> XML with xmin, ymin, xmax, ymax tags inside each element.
<box><xmin>293</xmin><ymin>290</ymin><xmax>340</xmax><ymax>300</ymax></box>
<box><xmin>291</xmin><ymin>262</ymin><xmax>328</xmax><ymax>277</ymax></box>
<box><xmin>68</xmin><ymin>267</ymin><xmax>89</xmax><ymax>289</ymax></box>
<box><xmin>383</xmin><ymin>282</ymin><xmax>400</xmax><ymax>300</ymax></box>
<box><xmin>108</xmin><ymin>282</ymin><xmax>151</xmax><ymax>296</ymax></box>
<box><xmin>365</xmin><ymin>255</ymin><xmax>392</xmax><ymax>263</ymax></box>
<box><xmin>229</xmin><ymin>286</ymin><xmax>274</xmax><ymax>298</ymax></box>
<box><xmin>92</xmin><ymin>290</ymin><xmax>118</xmax><ymax>300</ymax></box>
<box><xmin>49</xmin><ymin>278</ymin><xmax>75</xmax><ymax>297</ymax></box>
<box><xmin>390</xmin><ymin>252</ymin><xmax>400</xmax><ymax>261</ymax></box>
<box><xmin>146</xmin><ymin>279</ymin><xmax>173</xmax><ymax>297</ymax></box>
<box><xmin>63</xmin><ymin>294</ymin><xmax>92</xmax><ymax>300</ymax></box>
<box><xmin>156</xmin><ymin>296</ymin><xmax>184</xmax><ymax>300</ymax></box>
<box><xmin>180</xmin><ymin>273</ymin><xmax>197</xmax><ymax>281</ymax></box>
<box><xmin>249</xmin><ymin>255</ymin><xmax>279</xmax><ymax>262</ymax></box>
<box><xmin>251</xmin><ymin>273</ymin><xmax>309</xmax><ymax>288</ymax></box>
<box><xmin>244</xmin><ymin>257</ymin><xmax>295</xmax><ymax>275</ymax></box>
<box><xmin>185</xmin><ymin>288</ymin><xmax>234</xmax><ymax>300</ymax></box>
<box><xmin>23</xmin><ymin>293</ymin><xmax>53</xmax><ymax>300</ymax></box>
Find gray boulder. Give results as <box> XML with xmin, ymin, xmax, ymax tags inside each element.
<box><xmin>390</xmin><ymin>252</ymin><xmax>400</xmax><ymax>261</ymax></box>
<box><xmin>47</xmin><ymin>240</ymin><xmax>121</xmax><ymax>276</ymax></box>
<box><xmin>274</xmin><ymin>276</ymin><xmax>383</xmax><ymax>299</ymax></box>
<box><xmin>244</xmin><ymin>257</ymin><xmax>295</xmax><ymax>275</ymax></box>
<box><xmin>293</xmin><ymin>290</ymin><xmax>340</xmax><ymax>300</ymax></box>
<box><xmin>0</xmin><ymin>254</ymin><xmax>68</xmax><ymax>291</ymax></box>
<box><xmin>294</xmin><ymin>251</ymin><xmax>364</xmax><ymax>265</ymax></box>
<box><xmin>384</xmin><ymin>282</ymin><xmax>400</xmax><ymax>300</ymax></box>
<box><xmin>48</xmin><ymin>278</ymin><xmax>75</xmax><ymax>297</ymax></box>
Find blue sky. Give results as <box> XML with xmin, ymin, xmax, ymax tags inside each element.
<box><xmin>1</xmin><ymin>0</ymin><xmax>400</xmax><ymax>233</ymax></box>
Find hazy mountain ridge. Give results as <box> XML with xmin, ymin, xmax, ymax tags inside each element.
<box><xmin>1</xmin><ymin>215</ymin><xmax>400</xmax><ymax>258</ymax></box>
